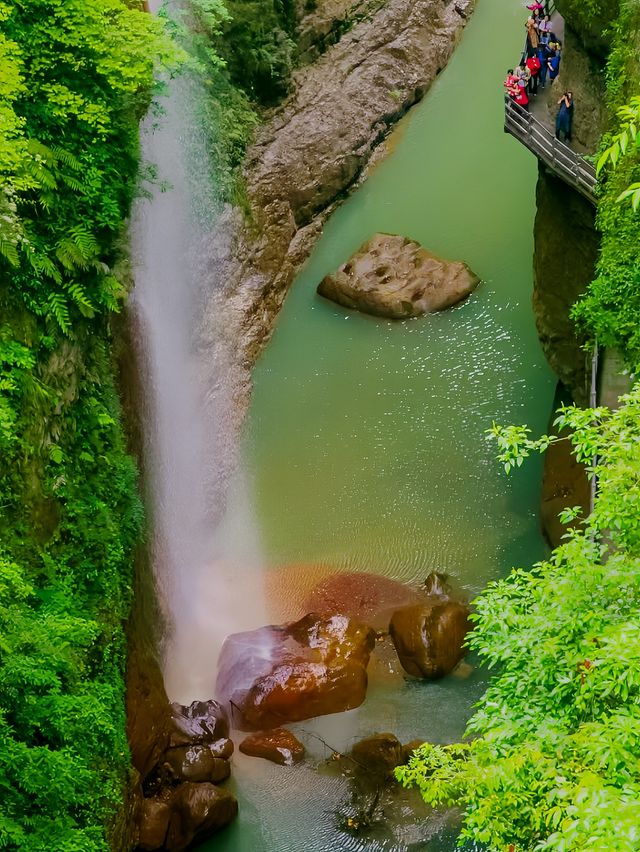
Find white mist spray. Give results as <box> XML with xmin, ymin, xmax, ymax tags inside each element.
<box><xmin>130</xmin><ymin>0</ymin><xmax>267</xmax><ymax>703</ymax></box>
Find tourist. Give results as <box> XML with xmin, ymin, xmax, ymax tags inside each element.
<box><xmin>555</xmin><ymin>91</ymin><xmax>574</xmax><ymax>142</ymax></box>
<box><xmin>526</xmin><ymin>49</ymin><xmax>541</xmax><ymax>94</ymax></box>
<box><xmin>537</xmin><ymin>42</ymin><xmax>550</xmax><ymax>88</ymax></box>
<box><xmin>538</xmin><ymin>14</ymin><xmax>552</xmax><ymax>44</ymax></box>
<box><xmin>548</xmin><ymin>33</ymin><xmax>562</xmax><ymax>53</ymax></box>
<box><xmin>504</xmin><ymin>68</ymin><xmax>519</xmax><ymax>95</ymax></box>
<box><xmin>526</xmin><ymin>15</ymin><xmax>539</xmax><ymax>50</ymax></box>
<box><xmin>547</xmin><ymin>49</ymin><xmax>561</xmax><ymax>82</ymax></box>
<box><xmin>513</xmin><ymin>75</ymin><xmax>530</xmax><ymax>111</ymax></box>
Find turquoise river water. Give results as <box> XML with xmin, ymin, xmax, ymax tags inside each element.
<box><xmin>203</xmin><ymin>0</ymin><xmax>556</xmax><ymax>848</ymax></box>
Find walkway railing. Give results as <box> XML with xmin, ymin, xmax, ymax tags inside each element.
<box><xmin>504</xmin><ymin>95</ymin><xmax>597</xmax><ymax>204</ymax></box>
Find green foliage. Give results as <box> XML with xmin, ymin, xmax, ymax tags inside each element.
<box><xmin>397</xmin><ymin>384</ymin><xmax>640</xmax><ymax>851</ymax></box>
<box><xmin>572</xmin><ymin>1</ymin><xmax>640</xmax><ymax>361</ymax></box>
<box><xmin>555</xmin><ymin>0</ymin><xmax>620</xmax><ymax>53</ymax></box>
<box><xmin>217</xmin><ymin>0</ymin><xmax>297</xmax><ymax>104</ymax></box>
<box><xmin>0</xmin><ymin>0</ymin><xmax>177</xmax><ymax>332</ymax></box>
<box><xmin>0</xmin><ymin>0</ymin><xmax>172</xmax><ymax>847</ymax></box>
<box><xmin>596</xmin><ymin>95</ymin><xmax>640</xmax><ymax>210</ymax></box>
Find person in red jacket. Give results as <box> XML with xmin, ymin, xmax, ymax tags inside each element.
<box><xmin>513</xmin><ymin>77</ymin><xmax>530</xmax><ymax>110</ymax></box>
<box><xmin>526</xmin><ymin>49</ymin><xmax>541</xmax><ymax>95</ymax></box>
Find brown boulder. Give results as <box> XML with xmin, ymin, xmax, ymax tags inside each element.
<box><xmin>137</xmin><ymin>792</ymin><xmax>173</xmax><ymax>851</ymax></box>
<box><xmin>162</xmin><ymin>745</ymin><xmax>232</xmax><ymax>784</ymax></box>
<box><xmin>216</xmin><ymin>613</ymin><xmax>376</xmax><ymax>729</ymax></box>
<box><xmin>389</xmin><ymin>600</ymin><xmax>470</xmax><ymax>679</ymax></box>
<box><xmin>350</xmin><ymin>733</ymin><xmax>404</xmax><ymax>777</ymax></box>
<box><xmin>317</xmin><ymin>234</ymin><xmax>480</xmax><ymax>319</ymax></box>
<box><xmin>239</xmin><ymin>728</ymin><xmax>306</xmax><ymax>765</ymax></box>
<box><xmin>140</xmin><ymin>783</ymin><xmax>237</xmax><ymax>852</ymax></box>
<box><xmin>166</xmin><ymin>783</ymin><xmax>237</xmax><ymax>850</ymax></box>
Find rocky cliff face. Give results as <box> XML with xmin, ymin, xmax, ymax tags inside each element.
<box><xmin>532</xmin><ymin>165</ymin><xmax>599</xmax><ymax>405</ymax></box>
<box><xmin>197</xmin><ymin>0</ymin><xmax>474</xmax><ymax>420</ymax></box>
<box><xmin>531</xmin><ymin>19</ymin><xmax>605</xmax><ymax>405</ymax></box>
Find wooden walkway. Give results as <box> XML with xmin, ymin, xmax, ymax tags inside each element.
<box><xmin>504</xmin><ymin>95</ymin><xmax>597</xmax><ymax>204</ymax></box>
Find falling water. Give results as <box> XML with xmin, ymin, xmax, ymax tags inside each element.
<box><xmin>129</xmin><ymin>0</ymin><xmax>266</xmax><ymax>703</ymax></box>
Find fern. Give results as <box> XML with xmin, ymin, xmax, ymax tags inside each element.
<box><xmin>64</xmin><ymin>281</ymin><xmax>95</xmax><ymax>318</ymax></box>
<box><xmin>46</xmin><ymin>292</ymin><xmax>71</xmax><ymax>334</ymax></box>
<box><xmin>0</xmin><ymin>240</ymin><xmax>19</xmax><ymax>267</ymax></box>
<box><xmin>27</xmin><ymin>251</ymin><xmax>63</xmax><ymax>284</ymax></box>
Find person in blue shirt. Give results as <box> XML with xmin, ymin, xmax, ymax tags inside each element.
<box><xmin>537</xmin><ymin>43</ymin><xmax>550</xmax><ymax>88</ymax></box>
<box><xmin>555</xmin><ymin>91</ymin><xmax>574</xmax><ymax>142</ymax></box>
<box><xmin>547</xmin><ymin>50</ymin><xmax>561</xmax><ymax>82</ymax></box>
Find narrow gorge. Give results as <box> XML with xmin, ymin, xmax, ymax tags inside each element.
<box><xmin>3</xmin><ymin>0</ymin><xmax>639</xmax><ymax>850</ymax></box>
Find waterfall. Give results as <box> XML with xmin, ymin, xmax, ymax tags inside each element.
<box><xmin>129</xmin><ymin>0</ymin><xmax>266</xmax><ymax>704</ymax></box>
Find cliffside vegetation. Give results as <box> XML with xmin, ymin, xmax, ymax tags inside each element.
<box><xmin>181</xmin><ymin>0</ymin><xmax>299</xmax><ymax>207</ymax></box>
<box><xmin>0</xmin><ymin>1</ymin><xmax>174</xmax><ymax>848</ymax></box>
<box><xmin>0</xmin><ymin>0</ymin><xmax>312</xmax><ymax>846</ymax></box>
<box><xmin>572</xmin><ymin>0</ymin><xmax>640</xmax><ymax>363</ymax></box>
<box><xmin>397</xmin><ymin>3</ymin><xmax>640</xmax><ymax>849</ymax></box>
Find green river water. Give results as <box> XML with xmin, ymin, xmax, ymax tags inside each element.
<box><xmin>204</xmin><ymin>0</ymin><xmax>556</xmax><ymax>848</ymax></box>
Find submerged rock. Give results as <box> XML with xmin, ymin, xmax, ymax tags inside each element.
<box><xmin>239</xmin><ymin>728</ymin><xmax>306</xmax><ymax>765</ymax></box>
<box><xmin>389</xmin><ymin>573</ymin><xmax>470</xmax><ymax>679</ymax></box>
<box><xmin>305</xmin><ymin>571</ymin><xmax>421</xmax><ymax>629</ymax></box>
<box><xmin>216</xmin><ymin>613</ymin><xmax>376</xmax><ymax>729</ymax></box>
<box><xmin>350</xmin><ymin>733</ymin><xmax>405</xmax><ymax>778</ymax></box>
<box><xmin>317</xmin><ymin>233</ymin><xmax>480</xmax><ymax>319</ymax></box>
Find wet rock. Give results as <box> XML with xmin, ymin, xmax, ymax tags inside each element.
<box><xmin>137</xmin><ymin>792</ymin><xmax>173</xmax><ymax>851</ymax></box>
<box><xmin>138</xmin><ymin>783</ymin><xmax>237</xmax><ymax>851</ymax></box>
<box><xmin>169</xmin><ymin>699</ymin><xmax>230</xmax><ymax>748</ymax></box>
<box><xmin>423</xmin><ymin>571</ymin><xmax>450</xmax><ymax>597</ymax></box>
<box><xmin>317</xmin><ymin>234</ymin><xmax>480</xmax><ymax>319</ymax></box>
<box><xmin>216</xmin><ymin>613</ymin><xmax>376</xmax><ymax>729</ymax></box>
<box><xmin>127</xmin><ymin>646</ymin><xmax>173</xmax><ymax>785</ymax></box>
<box><xmin>239</xmin><ymin>728</ymin><xmax>306</xmax><ymax>765</ymax></box>
<box><xmin>389</xmin><ymin>591</ymin><xmax>470</xmax><ymax>679</ymax></box>
<box><xmin>127</xmin><ymin>655</ymin><xmax>237</xmax><ymax>848</ymax></box>
<box><xmin>350</xmin><ymin>733</ymin><xmax>405</xmax><ymax>777</ymax></box>
<box><xmin>296</xmin><ymin>0</ymin><xmax>384</xmax><ymax>63</ymax></box>
<box><xmin>305</xmin><ymin>571</ymin><xmax>421</xmax><ymax>628</ymax></box>
<box><xmin>162</xmin><ymin>745</ymin><xmax>232</xmax><ymax>784</ymax></box>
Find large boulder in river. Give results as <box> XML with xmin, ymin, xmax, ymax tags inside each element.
<box><xmin>216</xmin><ymin>613</ymin><xmax>376</xmax><ymax>730</ymax></box>
<box><xmin>239</xmin><ymin>728</ymin><xmax>306</xmax><ymax>765</ymax></box>
<box><xmin>317</xmin><ymin>234</ymin><xmax>480</xmax><ymax>319</ymax></box>
<box><xmin>389</xmin><ymin>574</ymin><xmax>471</xmax><ymax>678</ymax></box>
